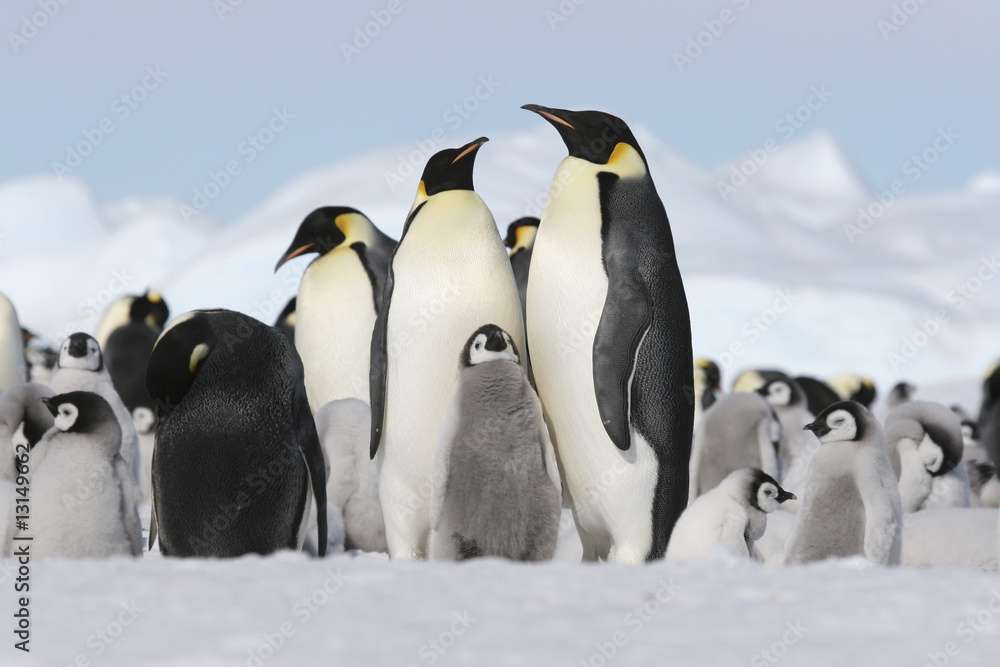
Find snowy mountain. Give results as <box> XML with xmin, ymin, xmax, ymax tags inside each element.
<box><xmin>1</xmin><ymin>127</ymin><xmax>998</xmax><ymax>392</ymax></box>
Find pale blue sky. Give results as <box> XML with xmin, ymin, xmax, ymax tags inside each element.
<box><xmin>2</xmin><ymin>1</ymin><xmax>997</xmax><ymax>221</ymax></box>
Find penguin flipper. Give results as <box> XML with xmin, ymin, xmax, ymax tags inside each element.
<box><xmin>148</xmin><ymin>501</ymin><xmax>158</xmax><ymax>552</ymax></box>
<box><xmin>115</xmin><ymin>457</ymin><xmax>144</xmax><ymax>557</ymax></box>
<box><xmin>297</xmin><ymin>395</ymin><xmax>328</xmax><ymax>557</ymax></box>
<box><xmin>368</xmin><ymin>255</ymin><xmax>394</xmax><ymax>459</ymax></box>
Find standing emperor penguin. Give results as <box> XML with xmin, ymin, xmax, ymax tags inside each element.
<box><xmin>370</xmin><ymin>137</ymin><xmax>525</xmax><ymax>559</ymax></box>
<box><xmin>429</xmin><ymin>325</ymin><xmax>561</xmax><ymax>561</ymax></box>
<box><xmin>668</xmin><ymin>468</ymin><xmax>795</xmax><ymax>561</ymax></box>
<box><xmin>978</xmin><ymin>361</ymin><xmax>1000</xmax><ymax>467</ymax></box>
<box><xmin>105</xmin><ymin>294</ymin><xmax>166</xmax><ymax>414</ymax></box>
<box><xmin>0</xmin><ymin>292</ymin><xmax>27</xmax><ymax>392</ymax></box>
<box><xmin>51</xmin><ymin>333</ymin><xmax>141</xmax><ymax>484</ymax></box>
<box><xmin>756</xmin><ymin>376</ymin><xmax>816</xmax><ymax>494</ymax></box>
<box><xmin>884</xmin><ymin>400</ymin><xmax>968</xmax><ymax>511</ymax></box>
<box><xmin>275</xmin><ymin>206</ymin><xmax>396</xmax><ymax>409</ymax></box>
<box><xmin>693</xmin><ymin>357</ymin><xmax>722</xmax><ymax>428</ymax></box>
<box><xmin>146</xmin><ymin>309</ymin><xmax>328</xmax><ymax>557</ymax></box>
<box><xmin>503</xmin><ymin>216</ymin><xmax>540</xmax><ymax>321</ymax></box>
<box><xmin>784</xmin><ymin>401</ymin><xmax>902</xmax><ymax>565</ymax></box>
<box><xmin>95</xmin><ymin>290</ymin><xmax>170</xmax><ymax>350</ymax></box>
<box><xmin>521</xmin><ymin>105</ymin><xmax>693</xmax><ymax>563</ymax></box>
<box><xmin>31</xmin><ymin>391</ymin><xmax>143</xmax><ymax>559</ymax></box>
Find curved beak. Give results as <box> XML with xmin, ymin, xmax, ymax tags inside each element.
<box><xmin>274</xmin><ymin>242</ymin><xmax>317</xmax><ymax>273</ymax></box>
<box><xmin>451</xmin><ymin>136</ymin><xmax>489</xmax><ymax>164</ymax></box>
<box><xmin>40</xmin><ymin>397</ymin><xmax>57</xmax><ymax>417</ymax></box>
<box><xmin>777</xmin><ymin>489</ymin><xmax>797</xmax><ymax>503</ymax></box>
<box><xmin>521</xmin><ymin>104</ymin><xmax>576</xmax><ymax>130</ymax></box>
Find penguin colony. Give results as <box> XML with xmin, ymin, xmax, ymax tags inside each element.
<box><xmin>0</xmin><ymin>104</ymin><xmax>998</xmax><ymax>574</ymax></box>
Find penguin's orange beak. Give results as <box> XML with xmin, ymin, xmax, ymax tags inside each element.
<box><xmin>450</xmin><ymin>136</ymin><xmax>489</xmax><ymax>164</ymax></box>
<box><xmin>522</xmin><ymin>104</ymin><xmax>575</xmax><ymax>130</ymax></box>
<box><xmin>274</xmin><ymin>243</ymin><xmax>316</xmax><ymax>272</ymax></box>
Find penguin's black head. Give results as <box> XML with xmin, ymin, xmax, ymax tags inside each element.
<box><xmin>274</xmin><ymin>297</ymin><xmax>297</xmax><ymax>329</ymax></box>
<box><xmin>59</xmin><ymin>332</ymin><xmax>103</xmax><ymax>372</ymax></box>
<box><xmin>982</xmin><ymin>361</ymin><xmax>1000</xmax><ymax>411</ymax></box>
<box><xmin>891</xmin><ymin>381</ymin><xmax>916</xmax><ymax>401</ymax></box>
<box><xmin>804</xmin><ymin>400</ymin><xmax>868</xmax><ymax>444</ymax></box>
<box><xmin>504</xmin><ymin>217</ymin><xmax>540</xmax><ymax>255</ymax></box>
<box><xmin>756</xmin><ymin>376</ymin><xmax>802</xmax><ymax>409</ymax></box>
<box><xmin>42</xmin><ymin>391</ymin><xmax>116</xmax><ymax>435</ymax></box>
<box><xmin>695</xmin><ymin>358</ymin><xmax>721</xmax><ymax>391</ymax></box>
<box><xmin>275</xmin><ymin>206</ymin><xmax>376</xmax><ymax>272</ymax></box>
<box><xmin>522</xmin><ymin>104</ymin><xmax>645</xmax><ymax>166</ymax></box>
<box><xmin>129</xmin><ymin>290</ymin><xmax>170</xmax><ymax>331</ymax></box>
<box><xmin>146</xmin><ymin>312</ymin><xmax>217</xmax><ymax>409</ymax></box>
<box><xmin>748</xmin><ymin>469</ymin><xmax>796</xmax><ymax>513</ymax></box>
<box><xmin>461</xmin><ymin>324</ymin><xmax>519</xmax><ymax>368</ymax></box>
<box><xmin>417</xmin><ymin>137</ymin><xmax>489</xmax><ymax>199</ymax></box>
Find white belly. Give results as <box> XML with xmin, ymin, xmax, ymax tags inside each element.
<box><xmin>526</xmin><ymin>157</ymin><xmax>658</xmax><ymax>551</ymax></box>
<box><xmin>380</xmin><ymin>190</ymin><xmax>524</xmax><ymax>544</ymax></box>
<box><xmin>296</xmin><ymin>249</ymin><xmax>377</xmax><ymax>410</ymax></box>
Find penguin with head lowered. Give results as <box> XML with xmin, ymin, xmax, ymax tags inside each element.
<box><xmin>275</xmin><ymin>206</ymin><xmax>396</xmax><ymax>410</ymax></box>
<box><xmin>370</xmin><ymin>137</ymin><xmax>525</xmax><ymax>559</ymax></box>
<box><xmin>668</xmin><ymin>468</ymin><xmax>794</xmax><ymax>562</ymax></box>
<box><xmin>146</xmin><ymin>309</ymin><xmax>327</xmax><ymax>557</ymax></box>
<box><xmin>520</xmin><ymin>105</ymin><xmax>692</xmax><ymax>563</ymax></box>
<box><xmin>104</xmin><ymin>291</ymin><xmax>168</xmax><ymax>414</ymax></box>
<box><xmin>503</xmin><ymin>216</ymin><xmax>540</xmax><ymax>321</ymax></box>
<box><xmin>1</xmin><ymin>292</ymin><xmax>27</xmax><ymax>392</ymax></box>
<box><xmin>429</xmin><ymin>324</ymin><xmax>561</xmax><ymax>561</ymax></box>
<box><xmin>30</xmin><ymin>391</ymin><xmax>143</xmax><ymax>559</ymax></box>
<box><xmin>95</xmin><ymin>290</ymin><xmax>170</xmax><ymax>351</ymax></box>
<box><xmin>784</xmin><ymin>401</ymin><xmax>902</xmax><ymax>565</ymax></box>
<box><xmin>885</xmin><ymin>400</ymin><xmax>968</xmax><ymax>511</ymax></box>
<box><xmin>273</xmin><ymin>297</ymin><xmax>297</xmax><ymax>343</ymax></box>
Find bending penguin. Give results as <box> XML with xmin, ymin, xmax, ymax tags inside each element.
<box><xmin>30</xmin><ymin>391</ymin><xmax>143</xmax><ymax>559</ymax></box>
<box><xmin>504</xmin><ymin>216</ymin><xmax>540</xmax><ymax>320</ymax></box>
<box><xmin>429</xmin><ymin>325</ymin><xmax>561</xmax><ymax>561</ymax></box>
<box><xmin>521</xmin><ymin>105</ymin><xmax>693</xmax><ymax>562</ymax></box>
<box><xmin>104</xmin><ymin>292</ymin><xmax>167</xmax><ymax>413</ymax></box>
<box><xmin>1</xmin><ymin>292</ymin><xmax>27</xmax><ymax>393</ymax></box>
<box><xmin>50</xmin><ymin>332</ymin><xmax>141</xmax><ymax>484</ymax></box>
<box><xmin>146</xmin><ymin>309</ymin><xmax>328</xmax><ymax>557</ymax></box>
<box><xmin>784</xmin><ymin>401</ymin><xmax>902</xmax><ymax>566</ymax></box>
<box><xmin>668</xmin><ymin>468</ymin><xmax>794</xmax><ymax>562</ymax></box>
<box><xmin>978</xmin><ymin>361</ymin><xmax>1000</xmax><ymax>467</ymax></box>
<box><xmin>275</xmin><ymin>206</ymin><xmax>396</xmax><ymax>409</ymax></box>
<box><xmin>370</xmin><ymin>138</ymin><xmax>525</xmax><ymax>558</ymax></box>
<box><xmin>273</xmin><ymin>297</ymin><xmax>297</xmax><ymax>343</ymax></box>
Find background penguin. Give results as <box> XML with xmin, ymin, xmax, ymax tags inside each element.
<box><xmin>784</xmin><ymin>401</ymin><xmax>902</xmax><ymax>566</ymax></box>
<box><xmin>693</xmin><ymin>357</ymin><xmax>722</xmax><ymax>428</ymax></box>
<box><xmin>828</xmin><ymin>372</ymin><xmax>877</xmax><ymax>409</ymax></box>
<box><xmin>314</xmin><ymin>398</ymin><xmax>386</xmax><ymax>552</ymax></box>
<box><xmin>105</xmin><ymin>293</ymin><xmax>166</xmax><ymax>414</ymax></box>
<box><xmin>520</xmin><ymin>105</ymin><xmax>693</xmax><ymax>563</ymax></box>
<box><xmin>95</xmin><ymin>290</ymin><xmax>170</xmax><ymax>350</ymax></box>
<box><xmin>276</xmin><ymin>206</ymin><xmax>396</xmax><ymax>410</ymax></box>
<box><xmin>132</xmin><ymin>406</ymin><xmax>157</xmax><ymax>504</ymax></box>
<box><xmin>50</xmin><ymin>332</ymin><xmax>140</xmax><ymax>484</ymax></box>
<box><xmin>21</xmin><ymin>327</ymin><xmax>58</xmax><ymax>384</ymax></box>
<box><xmin>977</xmin><ymin>361</ymin><xmax>1000</xmax><ymax>466</ymax></box>
<box><xmin>667</xmin><ymin>468</ymin><xmax>794</xmax><ymax>562</ymax></box>
<box><xmin>273</xmin><ymin>297</ymin><xmax>297</xmax><ymax>343</ymax></box>
<box><xmin>1</xmin><ymin>292</ymin><xmax>27</xmax><ymax>392</ymax></box>
<box><xmin>370</xmin><ymin>137</ymin><xmax>524</xmax><ymax>559</ymax></box>
<box><xmin>30</xmin><ymin>391</ymin><xmax>142</xmax><ymax>559</ymax></box>
<box><xmin>793</xmin><ymin>375</ymin><xmax>841</xmax><ymax>416</ymax></box>
<box><xmin>146</xmin><ymin>309</ymin><xmax>327</xmax><ymax>557</ymax></box>
<box><xmin>884</xmin><ymin>400</ymin><xmax>968</xmax><ymax>511</ymax></box>
<box><xmin>887</xmin><ymin>381</ymin><xmax>916</xmax><ymax>411</ymax></box>
<box><xmin>755</xmin><ymin>375</ymin><xmax>815</xmax><ymax>493</ymax></box>
<box><xmin>731</xmin><ymin>368</ymin><xmax>785</xmax><ymax>393</ymax></box>
<box><xmin>967</xmin><ymin>460</ymin><xmax>1000</xmax><ymax>508</ymax></box>
<box><xmin>688</xmin><ymin>392</ymin><xmax>781</xmax><ymax>501</ymax></box>
<box><xmin>503</xmin><ymin>216</ymin><xmax>540</xmax><ymax>321</ymax></box>
<box><xmin>429</xmin><ymin>324</ymin><xmax>560</xmax><ymax>561</ymax></box>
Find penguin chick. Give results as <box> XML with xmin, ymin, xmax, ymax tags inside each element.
<box><xmin>429</xmin><ymin>324</ymin><xmax>561</xmax><ymax>561</ymax></box>
<box><xmin>756</xmin><ymin>376</ymin><xmax>816</xmax><ymax>495</ymax></box>
<box><xmin>885</xmin><ymin>400</ymin><xmax>967</xmax><ymax>512</ymax></box>
<box><xmin>887</xmin><ymin>381</ymin><xmax>916</xmax><ymax>411</ymax></box>
<box><xmin>667</xmin><ymin>468</ymin><xmax>794</xmax><ymax>561</ymax></box>
<box><xmin>51</xmin><ymin>333</ymin><xmax>141</xmax><ymax>484</ymax></box>
<box><xmin>828</xmin><ymin>372</ymin><xmax>877</xmax><ymax>409</ymax></box>
<box><xmin>31</xmin><ymin>391</ymin><xmax>142</xmax><ymax>558</ymax></box>
<box><xmin>503</xmin><ymin>216</ymin><xmax>540</xmax><ymax>322</ymax></box>
<box><xmin>784</xmin><ymin>401</ymin><xmax>902</xmax><ymax>566</ymax></box>
<box><xmin>688</xmin><ymin>392</ymin><xmax>780</xmax><ymax>502</ymax></box>
<box><xmin>967</xmin><ymin>460</ymin><xmax>1000</xmax><ymax>508</ymax></box>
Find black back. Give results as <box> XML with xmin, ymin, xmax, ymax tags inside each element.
<box><xmin>979</xmin><ymin>364</ymin><xmax>1000</xmax><ymax>466</ymax></box>
<box><xmin>794</xmin><ymin>376</ymin><xmax>840</xmax><ymax>415</ymax></box>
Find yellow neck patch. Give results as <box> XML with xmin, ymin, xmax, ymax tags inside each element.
<box><xmin>334</xmin><ymin>212</ymin><xmax>375</xmax><ymax>247</ymax></box>
<box><xmin>605</xmin><ymin>142</ymin><xmax>646</xmax><ymax>178</ymax></box>
<box><xmin>189</xmin><ymin>343</ymin><xmax>210</xmax><ymax>374</ymax></box>
<box><xmin>513</xmin><ymin>225</ymin><xmax>537</xmax><ymax>252</ymax></box>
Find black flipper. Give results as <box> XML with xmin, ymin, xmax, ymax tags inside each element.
<box><xmin>294</xmin><ymin>382</ymin><xmax>327</xmax><ymax>556</ymax></box>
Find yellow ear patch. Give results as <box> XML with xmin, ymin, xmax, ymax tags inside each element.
<box><xmin>513</xmin><ymin>225</ymin><xmax>537</xmax><ymax>251</ymax></box>
<box><xmin>695</xmin><ymin>357</ymin><xmax>711</xmax><ymax>369</ymax></box>
<box><xmin>606</xmin><ymin>143</ymin><xmax>646</xmax><ymax>177</ymax></box>
<box><xmin>334</xmin><ymin>212</ymin><xmax>373</xmax><ymax>245</ymax></box>
<box><xmin>189</xmin><ymin>343</ymin><xmax>210</xmax><ymax>374</ymax></box>
<box><xmin>147</xmin><ymin>290</ymin><xmax>162</xmax><ymax>303</ymax></box>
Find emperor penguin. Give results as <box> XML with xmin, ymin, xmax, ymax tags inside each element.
<box><xmin>520</xmin><ymin>105</ymin><xmax>693</xmax><ymax>563</ymax></box>
<box><xmin>828</xmin><ymin>372</ymin><xmax>877</xmax><ymax>409</ymax></box>
<box><xmin>273</xmin><ymin>297</ymin><xmax>297</xmax><ymax>343</ymax></box>
<box><xmin>693</xmin><ymin>357</ymin><xmax>722</xmax><ymax>428</ymax></box>
<box><xmin>667</xmin><ymin>468</ymin><xmax>795</xmax><ymax>562</ymax></box>
<box><xmin>793</xmin><ymin>375</ymin><xmax>840</xmax><ymax>416</ymax></box>
<box><xmin>503</xmin><ymin>216</ymin><xmax>540</xmax><ymax>320</ymax></box>
<box><xmin>731</xmin><ymin>368</ymin><xmax>785</xmax><ymax>393</ymax></box>
<box><xmin>967</xmin><ymin>460</ymin><xmax>1000</xmax><ymax>508</ymax></box>
<box><xmin>30</xmin><ymin>391</ymin><xmax>143</xmax><ymax>559</ymax></box>
<box><xmin>370</xmin><ymin>137</ymin><xmax>525</xmax><ymax>559</ymax></box>
<box><xmin>95</xmin><ymin>290</ymin><xmax>169</xmax><ymax>350</ymax></box>
<box><xmin>429</xmin><ymin>324</ymin><xmax>561</xmax><ymax>561</ymax></box>
<box><xmin>50</xmin><ymin>332</ymin><xmax>141</xmax><ymax>484</ymax></box>
<box><xmin>688</xmin><ymin>391</ymin><xmax>781</xmax><ymax>501</ymax></box>
<box><xmin>146</xmin><ymin>309</ymin><xmax>327</xmax><ymax>557</ymax></box>
<box><xmin>978</xmin><ymin>361</ymin><xmax>1000</xmax><ymax>467</ymax></box>
<box><xmin>0</xmin><ymin>292</ymin><xmax>27</xmax><ymax>393</ymax></box>
<box><xmin>756</xmin><ymin>376</ymin><xmax>816</xmax><ymax>493</ymax></box>
<box><xmin>22</xmin><ymin>328</ymin><xmax>58</xmax><ymax>385</ymax></box>
<box><xmin>784</xmin><ymin>401</ymin><xmax>902</xmax><ymax>566</ymax></box>
<box><xmin>884</xmin><ymin>400</ymin><xmax>968</xmax><ymax>511</ymax></box>
<box><xmin>958</xmin><ymin>417</ymin><xmax>990</xmax><ymax>465</ymax></box>
<box><xmin>275</xmin><ymin>206</ymin><xmax>396</xmax><ymax>410</ymax></box>
<box><xmin>104</xmin><ymin>294</ymin><xmax>165</xmax><ymax>413</ymax></box>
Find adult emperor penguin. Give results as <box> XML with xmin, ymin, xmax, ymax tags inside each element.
<box><xmin>521</xmin><ymin>105</ymin><xmax>692</xmax><ymax>562</ymax></box>
<box><xmin>793</xmin><ymin>375</ymin><xmax>840</xmax><ymax>416</ymax></box>
<box><xmin>784</xmin><ymin>401</ymin><xmax>902</xmax><ymax>565</ymax></box>
<box><xmin>693</xmin><ymin>357</ymin><xmax>722</xmax><ymax>426</ymax></box>
<box><xmin>884</xmin><ymin>400</ymin><xmax>968</xmax><ymax>511</ymax></box>
<box><xmin>0</xmin><ymin>292</ymin><xmax>27</xmax><ymax>392</ymax></box>
<box><xmin>731</xmin><ymin>368</ymin><xmax>785</xmax><ymax>393</ymax></box>
<box><xmin>276</xmin><ymin>206</ymin><xmax>396</xmax><ymax>409</ymax></box>
<box><xmin>31</xmin><ymin>391</ymin><xmax>143</xmax><ymax>559</ymax></box>
<box><xmin>370</xmin><ymin>138</ymin><xmax>525</xmax><ymax>559</ymax></box>
<box><xmin>667</xmin><ymin>468</ymin><xmax>794</xmax><ymax>561</ymax></box>
<box><xmin>104</xmin><ymin>295</ymin><xmax>164</xmax><ymax>413</ymax></box>
<box><xmin>429</xmin><ymin>324</ymin><xmax>561</xmax><ymax>561</ymax></box>
<box><xmin>95</xmin><ymin>290</ymin><xmax>169</xmax><ymax>350</ymax></box>
<box><xmin>829</xmin><ymin>372</ymin><xmax>877</xmax><ymax>409</ymax></box>
<box><xmin>147</xmin><ymin>309</ymin><xmax>327</xmax><ymax>557</ymax></box>
<box><xmin>688</xmin><ymin>391</ymin><xmax>781</xmax><ymax>501</ymax></box>
<box><xmin>978</xmin><ymin>361</ymin><xmax>1000</xmax><ymax>467</ymax></box>
<box><xmin>503</xmin><ymin>216</ymin><xmax>540</xmax><ymax>319</ymax></box>
<box><xmin>51</xmin><ymin>332</ymin><xmax>141</xmax><ymax>483</ymax></box>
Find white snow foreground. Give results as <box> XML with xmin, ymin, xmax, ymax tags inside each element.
<box><xmin>3</xmin><ymin>554</ymin><xmax>1000</xmax><ymax>666</ymax></box>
